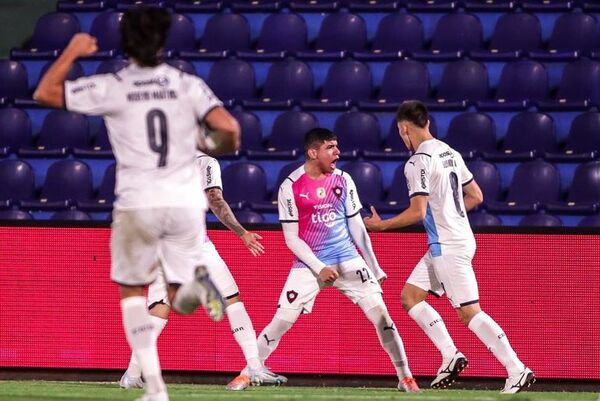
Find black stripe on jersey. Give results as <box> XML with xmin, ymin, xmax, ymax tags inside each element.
<box><xmin>112</xmin><ymin>72</ymin><xmax>122</xmax><ymax>82</ymax></box>
<box><xmin>200</xmin><ymin>104</ymin><xmax>221</xmax><ymax>122</ymax></box>
<box><xmin>225</xmin><ymin>292</ymin><xmax>240</xmax><ymax>300</ymax></box>
<box><xmin>460</xmin><ymin>299</ymin><xmax>480</xmax><ymax>307</ymax></box>
<box><xmin>462</xmin><ymin>177</ymin><xmax>474</xmax><ymax>186</ymax></box>
<box><xmin>428</xmin><ymin>290</ymin><xmax>442</xmax><ymax>298</ymax></box>
<box><xmin>346</xmin><ymin>210</ymin><xmax>361</xmax><ymax>218</ymax></box>
<box><xmin>279</xmin><ymin>219</ymin><xmax>299</xmax><ymax>223</ymax></box>
<box><xmin>285</xmin><ymin>176</ymin><xmax>295</xmax><ymax>183</ymax></box>
<box><xmin>409</xmin><ymin>192</ymin><xmax>429</xmax><ymax>198</ymax></box>
<box><xmin>148</xmin><ymin>300</ymin><xmax>166</xmax><ymax>310</ymax></box>
<box><xmin>413</xmin><ymin>152</ymin><xmax>432</xmax><ymax>157</ymax></box>
<box><xmin>204</xmin><ymin>185</ymin><xmax>222</xmax><ymax>192</ymax></box>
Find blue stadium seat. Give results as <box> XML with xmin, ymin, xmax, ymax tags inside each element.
<box><xmin>531</xmin><ymin>13</ymin><xmax>600</xmax><ymax>59</ymax></box>
<box><xmin>302</xmin><ymin>60</ymin><xmax>371</xmax><ymax>109</ymax></box>
<box><xmin>0</xmin><ymin>160</ymin><xmax>35</xmax><ymax>207</ymax></box>
<box><xmin>471</xmin><ymin>12</ymin><xmax>541</xmax><ymax>60</ymax></box>
<box><xmin>73</xmin><ymin>121</ymin><xmax>113</xmax><ymax>158</ymax></box>
<box><xmin>19</xmin><ymin>110</ymin><xmax>90</xmax><ymax>157</ymax></box>
<box><xmin>248</xmin><ymin>110</ymin><xmax>317</xmax><ymax>159</ymax></box>
<box><xmin>199</xmin><ymin>14</ymin><xmax>250</xmax><ymax>53</ymax></box>
<box><xmin>0</xmin><ymin>60</ymin><xmax>29</xmax><ymax>100</ymax></box>
<box><xmin>374</xmin><ymin>163</ymin><xmax>409</xmax><ymax>212</ymax></box>
<box><xmin>0</xmin><ymin>108</ymin><xmax>32</xmax><ymax>156</ymax></box>
<box><xmin>486</xmin><ymin>112</ymin><xmax>557</xmax><ymax>160</ymax></box>
<box><xmin>519</xmin><ymin>213</ymin><xmax>562</xmax><ymax>227</ymax></box>
<box><xmin>361</xmin><ymin>59</ymin><xmax>430</xmax><ymax>110</ymax></box>
<box><xmin>368</xmin><ymin>13</ymin><xmax>424</xmax><ymax>54</ymax></box>
<box><xmin>416</xmin><ymin>13</ymin><xmax>483</xmax><ymax>59</ymax></box>
<box><xmin>333</xmin><ymin>111</ymin><xmax>381</xmax><ymax>157</ymax></box>
<box><xmin>251</xmin><ymin>160</ymin><xmax>304</xmax><ymax>212</ymax></box>
<box><xmin>245</xmin><ymin>59</ymin><xmax>313</xmax><ymax>107</ymax></box>
<box><xmin>37</xmin><ymin>61</ymin><xmax>84</xmax><ymax>91</ymax></box>
<box><xmin>436</xmin><ymin>60</ymin><xmax>488</xmax><ymax>104</ymax></box>
<box><xmin>221</xmin><ymin>162</ymin><xmax>268</xmax><ymax>207</ymax></box>
<box><xmin>488</xmin><ymin>160</ymin><xmax>560</xmax><ymax>213</ymax></box>
<box><xmin>11</xmin><ymin>12</ymin><xmax>80</xmax><ymax>58</ymax></box>
<box><xmin>547</xmin><ymin>161</ymin><xmax>600</xmax><ymax>214</ymax></box>
<box><xmin>164</xmin><ymin>13</ymin><xmax>196</xmax><ymax>52</ymax></box>
<box><xmin>251</xmin><ymin>13</ymin><xmax>308</xmax><ymax>55</ymax></box>
<box><xmin>78</xmin><ymin>163</ymin><xmax>115</xmax><ymax>212</ymax></box>
<box><xmin>0</xmin><ymin>210</ymin><xmax>34</xmax><ymax>220</ymax></box>
<box><xmin>313</xmin><ymin>12</ymin><xmax>367</xmax><ymax>54</ymax></box>
<box><xmin>548</xmin><ymin>112</ymin><xmax>600</xmax><ymax>162</ymax></box>
<box><xmin>229</xmin><ymin>110</ymin><xmax>264</xmax><ymax>155</ymax></box>
<box><xmin>21</xmin><ymin>160</ymin><xmax>94</xmax><ymax>211</ymax></box>
<box><xmin>539</xmin><ymin>59</ymin><xmax>600</xmax><ymax>109</ymax></box>
<box><xmin>364</xmin><ymin>117</ymin><xmax>437</xmax><ymax>160</ymax></box>
<box><xmin>207</xmin><ymin>59</ymin><xmax>255</xmax><ymax>102</ymax></box>
<box><xmin>445</xmin><ymin>112</ymin><xmax>497</xmax><ymax>158</ymax></box>
<box><xmin>578</xmin><ymin>215</ymin><xmax>600</xmax><ymax>227</ymax></box>
<box><xmin>466</xmin><ymin>160</ymin><xmax>501</xmax><ymax>205</ymax></box>
<box><xmin>340</xmin><ymin>161</ymin><xmax>384</xmax><ymax>206</ymax></box>
<box><xmin>51</xmin><ymin>210</ymin><xmax>92</xmax><ymax>221</ymax></box>
<box><xmin>233</xmin><ymin>210</ymin><xmax>264</xmax><ymax>224</ymax></box>
<box><xmin>166</xmin><ymin>59</ymin><xmax>197</xmax><ymax>75</ymax></box>
<box><xmin>90</xmin><ymin>12</ymin><xmax>123</xmax><ymax>54</ymax></box>
<box><xmin>468</xmin><ymin>211</ymin><xmax>502</xmax><ymax>226</ymax></box>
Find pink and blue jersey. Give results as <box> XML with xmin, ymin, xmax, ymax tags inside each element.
<box><xmin>278</xmin><ymin>166</ymin><xmax>362</xmax><ymax>268</ymax></box>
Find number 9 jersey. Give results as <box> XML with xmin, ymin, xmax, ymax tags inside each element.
<box><xmin>64</xmin><ymin>63</ymin><xmax>222</xmax><ymax>211</ymax></box>
<box><xmin>404</xmin><ymin>138</ymin><xmax>475</xmax><ymax>249</ymax></box>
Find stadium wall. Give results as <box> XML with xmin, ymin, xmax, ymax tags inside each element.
<box><xmin>0</xmin><ymin>225</ymin><xmax>598</xmax><ymax>380</ymax></box>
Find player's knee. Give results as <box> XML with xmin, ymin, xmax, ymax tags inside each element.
<box><xmin>401</xmin><ymin>284</ymin><xmax>427</xmax><ymax>312</ymax></box>
<box><xmin>358</xmin><ymin>293</ymin><xmax>389</xmax><ymax>325</ymax></box>
<box><xmin>458</xmin><ymin>304</ymin><xmax>481</xmax><ymax>326</ymax></box>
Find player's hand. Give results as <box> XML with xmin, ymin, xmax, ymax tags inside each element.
<box><xmin>64</xmin><ymin>33</ymin><xmax>98</xmax><ymax>58</ymax></box>
<box><xmin>240</xmin><ymin>231</ymin><xmax>265</xmax><ymax>257</ymax></box>
<box><xmin>378</xmin><ymin>274</ymin><xmax>387</xmax><ymax>285</ymax></box>
<box><xmin>363</xmin><ymin>206</ymin><xmax>385</xmax><ymax>232</ymax></box>
<box><xmin>319</xmin><ymin>266</ymin><xmax>339</xmax><ymax>283</ymax></box>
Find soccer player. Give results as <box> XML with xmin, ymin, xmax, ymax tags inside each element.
<box><xmin>363</xmin><ymin>100</ymin><xmax>535</xmax><ymax>394</ymax></box>
<box><xmin>120</xmin><ymin>153</ymin><xmax>286</xmax><ymax>391</ymax></box>
<box><xmin>34</xmin><ymin>7</ymin><xmax>240</xmax><ymax>401</ymax></box>
<box><xmin>242</xmin><ymin>128</ymin><xmax>420</xmax><ymax>392</ymax></box>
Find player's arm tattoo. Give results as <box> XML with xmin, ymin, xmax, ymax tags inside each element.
<box><xmin>206</xmin><ymin>187</ymin><xmax>246</xmax><ymax>236</ymax></box>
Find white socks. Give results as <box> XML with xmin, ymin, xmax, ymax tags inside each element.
<box><xmin>226</xmin><ymin>302</ymin><xmax>261</xmax><ymax>371</ymax></box>
<box><xmin>468</xmin><ymin>311</ymin><xmax>525</xmax><ymax>377</ymax></box>
<box><xmin>257</xmin><ymin>308</ymin><xmax>299</xmax><ymax>363</ymax></box>
<box><xmin>121</xmin><ymin>297</ymin><xmax>166</xmax><ymax>395</ymax></box>
<box><xmin>364</xmin><ymin>305</ymin><xmax>412</xmax><ymax>379</ymax></box>
<box><xmin>408</xmin><ymin>301</ymin><xmax>457</xmax><ymax>360</ymax></box>
<box><xmin>126</xmin><ymin>315</ymin><xmax>168</xmax><ymax>377</ymax></box>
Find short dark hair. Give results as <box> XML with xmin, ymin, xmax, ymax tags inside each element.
<box><xmin>396</xmin><ymin>100</ymin><xmax>429</xmax><ymax>128</ymax></box>
<box><xmin>304</xmin><ymin>128</ymin><xmax>337</xmax><ymax>155</ymax></box>
<box><xmin>121</xmin><ymin>6</ymin><xmax>171</xmax><ymax>67</ymax></box>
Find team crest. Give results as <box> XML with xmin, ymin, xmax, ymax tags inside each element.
<box><xmin>286</xmin><ymin>290</ymin><xmax>298</xmax><ymax>304</ymax></box>
<box><xmin>316</xmin><ymin>187</ymin><xmax>326</xmax><ymax>199</ymax></box>
<box><xmin>333</xmin><ymin>186</ymin><xmax>343</xmax><ymax>198</ymax></box>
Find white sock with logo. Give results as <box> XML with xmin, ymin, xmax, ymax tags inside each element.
<box><xmin>408</xmin><ymin>301</ymin><xmax>457</xmax><ymax>360</ymax></box>
<box><xmin>126</xmin><ymin>315</ymin><xmax>168</xmax><ymax>378</ymax></box>
<box><xmin>226</xmin><ymin>302</ymin><xmax>261</xmax><ymax>371</ymax></box>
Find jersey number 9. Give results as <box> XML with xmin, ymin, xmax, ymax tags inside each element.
<box><xmin>146</xmin><ymin>109</ymin><xmax>168</xmax><ymax>167</ymax></box>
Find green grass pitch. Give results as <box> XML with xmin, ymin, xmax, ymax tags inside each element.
<box><xmin>0</xmin><ymin>381</ymin><xmax>598</xmax><ymax>401</ymax></box>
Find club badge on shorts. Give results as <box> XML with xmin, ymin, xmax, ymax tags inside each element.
<box><xmin>286</xmin><ymin>290</ymin><xmax>298</xmax><ymax>304</ymax></box>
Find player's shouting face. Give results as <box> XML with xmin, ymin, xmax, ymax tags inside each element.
<box><xmin>312</xmin><ymin>139</ymin><xmax>340</xmax><ymax>174</ymax></box>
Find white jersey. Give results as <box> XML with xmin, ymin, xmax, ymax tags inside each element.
<box><xmin>405</xmin><ymin>138</ymin><xmax>475</xmax><ymax>250</ymax></box>
<box><xmin>65</xmin><ymin>63</ymin><xmax>222</xmax><ymax>210</ymax></box>
<box><xmin>196</xmin><ymin>153</ymin><xmax>222</xmax><ymax>192</ymax></box>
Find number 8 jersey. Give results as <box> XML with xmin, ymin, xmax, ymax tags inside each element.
<box><xmin>404</xmin><ymin>138</ymin><xmax>476</xmax><ymax>249</ymax></box>
<box><xmin>65</xmin><ymin>63</ymin><xmax>222</xmax><ymax>210</ymax></box>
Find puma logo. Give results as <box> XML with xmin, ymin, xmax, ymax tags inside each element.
<box><xmin>409</xmin><ymin>161</ymin><xmax>416</xmax><ymax>166</ymax></box>
<box><xmin>383</xmin><ymin>323</ymin><xmax>396</xmax><ymax>331</ymax></box>
<box><xmin>299</xmin><ymin>192</ymin><xmax>309</xmax><ymax>199</ymax></box>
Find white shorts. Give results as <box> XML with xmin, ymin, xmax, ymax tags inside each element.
<box><xmin>110</xmin><ymin>208</ymin><xmax>205</xmax><ymax>287</ymax></box>
<box><xmin>147</xmin><ymin>240</ymin><xmax>239</xmax><ymax>307</ymax></box>
<box><xmin>406</xmin><ymin>245</ymin><xmax>479</xmax><ymax>308</ymax></box>
<box><xmin>278</xmin><ymin>257</ymin><xmax>382</xmax><ymax>313</ymax></box>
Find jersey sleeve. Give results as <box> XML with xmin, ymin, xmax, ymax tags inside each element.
<box><xmin>404</xmin><ymin>155</ymin><xmax>431</xmax><ymax>198</ymax></box>
<box><xmin>342</xmin><ymin>173</ymin><xmax>363</xmax><ymax>217</ymax></box>
<box><xmin>64</xmin><ymin>74</ymin><xmax>117</xmax><ymax>115</ymax></box>
<box><xmin>184</xmin><ymin>75</ymin><xmax>223</xmax><ymax>121</ymax></box>
<box><xmin>278</xmin><ymin>179</ymin><xmax>298</xmax><ymax>223</ymax></box>
<box><xmin>202</xmin><ymin>156</ymin><xmax>222</xmax><ymax>191</ymax></box>
<box><xmin>457</xmin><ymin>153</ymin><xmax>474</xmax><ymax>186</ymax></box>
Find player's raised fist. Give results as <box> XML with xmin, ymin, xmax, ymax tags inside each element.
<box><xmin>65</xmin><ymin>33</ymin><xmax>98</xmax><ymax>58</ymax></box>
<box><xmin>319</xmin><ymin>266</ymin><xmax>339</xmax><ymax>283</ymax></box>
